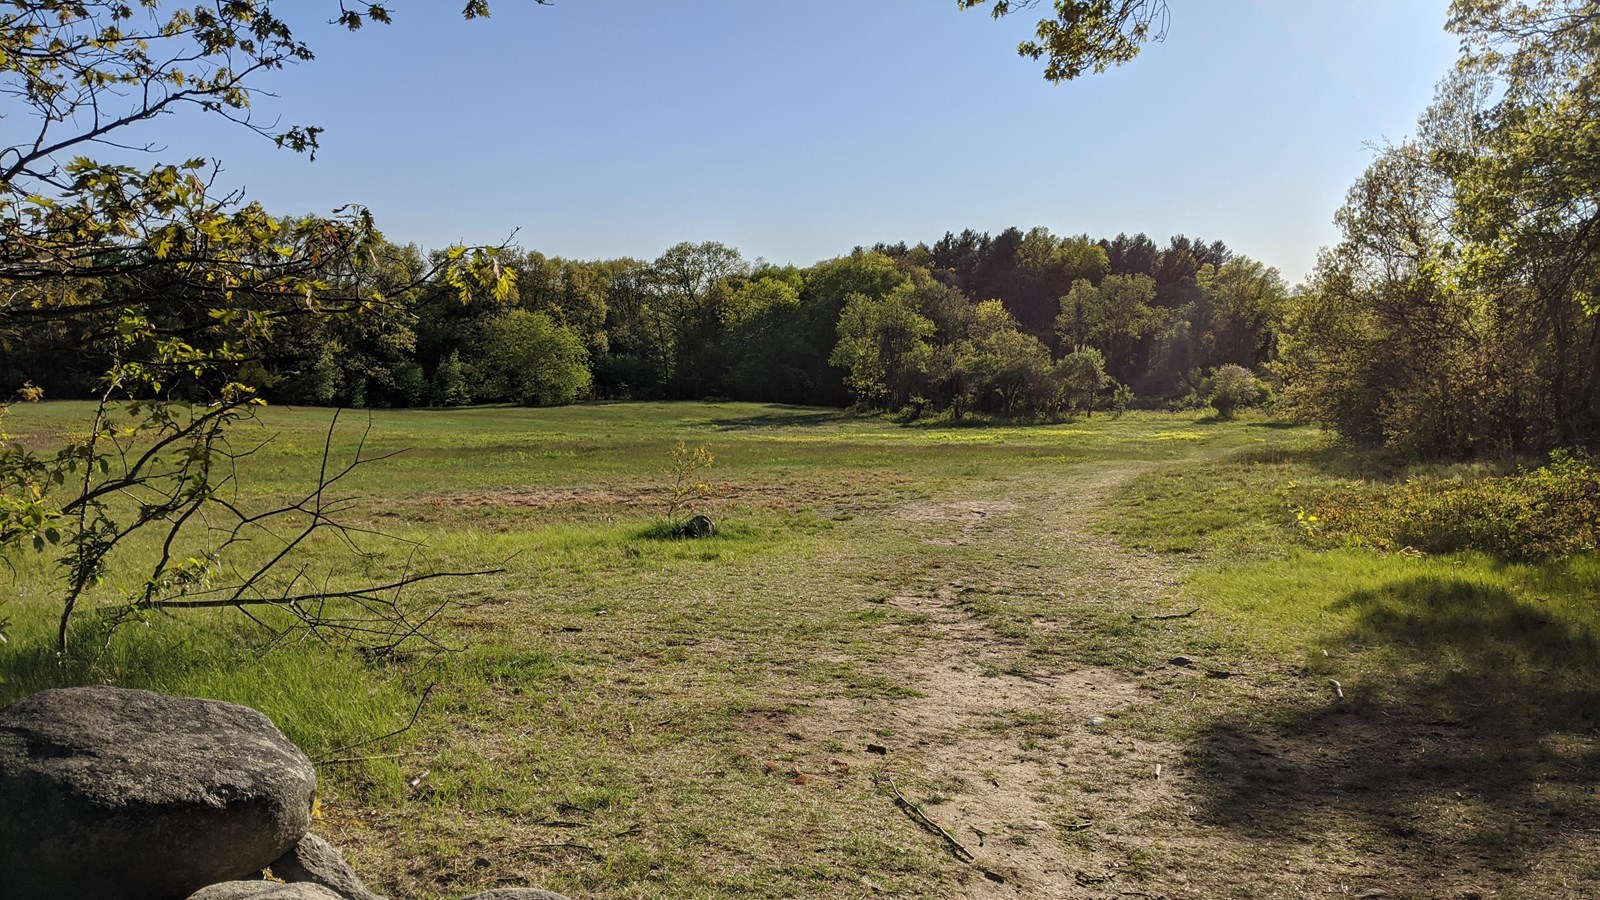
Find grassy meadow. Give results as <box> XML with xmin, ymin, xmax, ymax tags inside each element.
<box><xmin>2</xmin><ymin>401</ymin><xmax>1597</xmax><ymax>899</ymax></box>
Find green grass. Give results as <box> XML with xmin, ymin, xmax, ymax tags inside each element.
<box><xmin>0</xmin><ymin>594</ymin><xmax>413</xmax><ymax>791</ymax></box>
<box><xmin>1107</xmin><ymin>443</ymin><xmax>1600</xmax><ymax>726</ymax></box>
<box><xmin>1103</xmin><ymin>441</ymin><xmax>1600</xmax><ymax>897</ymax></box>
<box><xmin>3</xmin><ymin>400</ymin><xmax>1597</xmax><ymax>898</ymax></box>
<box><xmin>2</xmin><ymin>400</ymin><xmax>1296</xmax><ymax>494</ymax></box>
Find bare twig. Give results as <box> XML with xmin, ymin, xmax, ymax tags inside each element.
<box><xmin>527</xmin><ymin>842</ymin><xmax>598</xmax><ymax>857</ymax></box>
<box><xmin>316</xmin><ymin>751</ymin><xmax>420</xmax><ymax>767</ymax></box>
<box><xmin>143</xmin><ymin>568</ymin><xmax>505</xmax><ymax>612</ymax></box>
<box><xmin>874</xmin><ymin>771</ymin><xmax>975</xmax><ymax>863</ymax></box>
<box><xmin>1130</xmin><ymin>606</ymin><xmax>1201</xmax><ymax>622</ymax></box>
<box><xmin>530</xmin><ymin>819</ymin><xmax>589</xmax><ymax>829</ymax></box>
<box><xmin>314</xmin><ymin>683</ymin><xmax>436</xmax><ymax>764</ymax></box>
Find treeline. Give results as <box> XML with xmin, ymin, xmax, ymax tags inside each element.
<box><xmin>6</xmin><ymin>2</ymin><xmax>1595</xmax><ymax>465</ymax></box>
<box><xmin>1</xmin><ymin>227</ymin><xmax>1287</xmax><ymax>420</ymax></box>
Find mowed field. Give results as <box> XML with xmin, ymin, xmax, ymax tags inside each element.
<box><xmin>4</xmin><ymin>401</ymin><xmax>1599</xmax><ymax>899</ymax></box>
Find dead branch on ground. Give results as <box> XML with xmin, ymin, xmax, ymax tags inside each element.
<box><xmin>874</xmin><ymin>770</ymin><xmax>976</xmax><ymax>863</ymax></box>
<box><xmin>1131</xmin><ymin>606</ymin><xmax>1201</xmax><ymax>621</ymax></box>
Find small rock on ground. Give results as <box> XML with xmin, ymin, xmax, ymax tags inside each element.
<box><xmin>188</xmin><ymin>883</ymin><xmax>344</xmax><ymax>900</ymax></box>
<box><xmin>268</xmin><ymin>834</ymin><xmax>386</xmax><ymax>900</ymax></box>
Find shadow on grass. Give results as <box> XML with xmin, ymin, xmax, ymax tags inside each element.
<box><xmin>710</xmin><ymin>406</ymin><xmax>845</xmax><ymax>430</ymax></box>
<box><xmin>630</xmin><ymin>519</ymin><xmax>762</xmax><ymax>542</ymax></box>
<box><xmin>714</xmin><ymin>407</ymin><xmax>1107</xmax><ymax>431</ymax></box>
<box><xmin>899</xmin><ymin>411</ymin><xmax>1104</xmax><ymax>430</ymax></box>
<box><xmin>1187</xmin><ymin>575</ymin><xmax>1600</xmax><ymax>877</ymax></box>
<box><xmin>1227</xmin><ymin>442</ymin><xmax>1426</xmax><ymax>480</ymax></box>
<box><xmin>0</xmin><ymin>640</ymin><xmax>102</xmax><ymax>706</ymax></box>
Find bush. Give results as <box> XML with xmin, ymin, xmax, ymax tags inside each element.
<box><xmin>1052</xmin><ymin>348</ymin><xmax>1105</xmax><ymax>417</ymax></box>
<box><xmin>1104</xmin><ymin>381</ymin><xmax>1133</xmax><ymax>417</ymax></box>
<box><xmin>894</xmin><ymin>396</ymin><xmax>930</xmax><ymax>423</ymax></box>
<box><xmin>1298</xmin><ymin>450</ymin><xmax>1600</xmax><ymax>562</ymax></box>
<box><xmin>1208</xmin><ymin>364</ymin><xmax>1262</xmax><ymax>419</ymax></box>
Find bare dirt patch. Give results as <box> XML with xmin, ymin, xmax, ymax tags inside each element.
<box><xmin>392</xmin><ymin>477</ymin><xmax>915</xmax><ymax>524</ymax></box>
<box><xmin>739</xmin><ymin>475</ymin><xmax>1208</xmax><ymax>898</ymax></box>
<box><xmin>898</xmin><ymin>499</ymin><xmax>1021</xmax><ymax>547</ymax></box>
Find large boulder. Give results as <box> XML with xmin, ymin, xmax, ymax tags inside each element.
<box><xmin>0</xmin><ymin>686</ymin><xmax>317</xmax><ymax>900</ymax></box>
<box><xmin>267</xmin><ymin>834</ymin><xmax>386</xmax><ymax>900</ymax></box>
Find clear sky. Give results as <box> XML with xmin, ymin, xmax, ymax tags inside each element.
<box><xmin>157</xmin><ymin>1</ymin><xmax>1459</xmax><ymax>285</ymax></box>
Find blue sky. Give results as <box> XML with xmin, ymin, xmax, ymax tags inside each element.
<box><xmin>162</xmin><ymin>1</ymin><xmax>1458</xmax><ymax>285</ymax></box>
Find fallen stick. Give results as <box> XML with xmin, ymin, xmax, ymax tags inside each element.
<box><xmin>316</xmin><ymin>751</ymin><xmax>420</xmax><ymax>767</ymax></box>
<box><xmin>875</xmin><ymin>771</ymin><xmax>975</xmax><ymax>863</ymax></box>
<box><xmin>1131</xmin><ymin>607</ymin><xmax>1201</xmax><ymax>622</ymax></box>
<box><xmin>527</xmin><ymin>842</ymin><xmax>598</xmax><ymax>857</ymax></box>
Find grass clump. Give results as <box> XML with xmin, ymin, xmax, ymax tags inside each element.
<box><xmin>0</xmin><ymin>604</ymin><xmax>414</xmax><ymax>794</ymax></box>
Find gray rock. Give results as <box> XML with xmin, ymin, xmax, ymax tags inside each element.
<box><xmin>0</xmin><ymin>686</ymin><xmax>317</xmax><ymax>900</ymax></box>
<box><xmin>268</xmin><ymin>834</ymin><xmax>386</xmax><ymax>900</ymax></box>
<box><xmin>459</xmin><ymin>891</ymin><xmax>574</xmax><ymax>900</ymax></box>
<box><xmin>673</xmin><ymin>514</ymin><xmax>716</xmax><ymax>538</ymax></box>
<box><xmin>188</xmin><ymin>883</ymin><xmax>345</xmax><ymax>900</ymax></box>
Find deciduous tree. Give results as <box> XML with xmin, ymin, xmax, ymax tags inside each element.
<box><xmin>0</xmin><ymin>2</ymin><xmax>517</xmax><ymax>649</ymax></box>
<box><xmin>831</xmin><ymin>285</ymin><xmax>937</xmax><ymax>409</ymax></box>
<box><xmin>960</xmin><ymin>0</ymin><xmax>1171</xmax><ymax>82</ymax></box>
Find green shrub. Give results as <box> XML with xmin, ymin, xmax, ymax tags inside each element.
<box><xmin>1207</xmin><ymin>364</ymin><xmax>1262</xmax><ymax>420</ymax></box>
<box><xmin>1298</xmin><ymin>450</ymin><xmax>1600</xmax><ymax>561</ymax></box>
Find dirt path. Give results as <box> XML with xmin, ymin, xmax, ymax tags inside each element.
<box><xmin>786</xmin><ymin>464</ymin><xmax>1206</xmax><ymax>898</ymax></box>
<box><xmin>716</xmin><ymin>455</ymin><xmax>1598</xmax><ymax>900</ymax></box>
